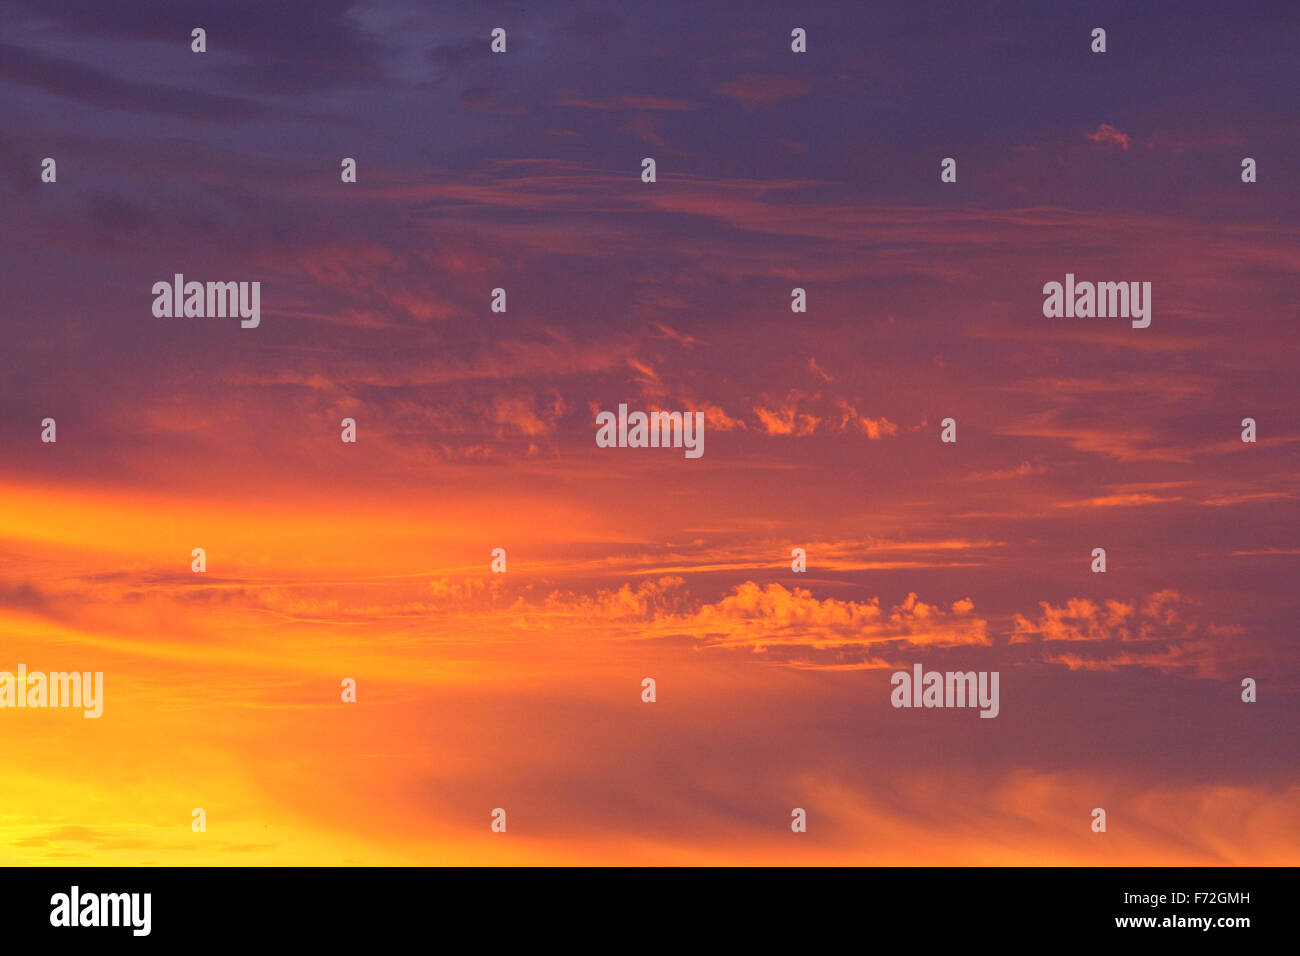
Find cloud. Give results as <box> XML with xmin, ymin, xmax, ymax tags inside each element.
<box><xmin>491</xmin><ymin>394</ymin><xmax>564</xmax><ymax>437</ymax></box>
<box><xmin>426</xmin><ymin>38</ymin><xmax>492</xmax><ymax>74</ymax></box>
<box><xmin>807</xmin><ymin>357</ymin><xmax>835</xmax><ymax>382</ymax></box>
<box><xmin>5</xmin><ymin>0</ymin><xmax>385</xmax><ymax>94</ymax></box>
<box><xmin>1054</xmin><ymin>493</ymin><xmax>1182</xmax><ymax>508</ymax></box>
<box><xmin>751</xmin><ymin>393</ymin><xmax>898</xmax><ymax>439</ymax></box>
<box><xmin>0</xmin><ymin>42</ymin><xmax>281</xmax><ymax>123</ymax></box>
<box><xmin>715</xmin><ymin>75</ymin><xmax>815</xmax><ymax>106</ymax></box>
<box><xmin>556</xmin><ymin>92</ymin><xmax>700</xmax><ymax>111</ymax></box>
<box><xmin>460</xmin><ymin>86</ymin><xmax>525</xmax><ymax>115</ymax></box>
<box><xmin>1085</xmin><ymin>123</ymin><xmax>1131</xmax><ymax>151</ymax></box>
<box><xmin>754</xmin><ymin>401</ymin><xmax>820</xmax><ymax>436</ymax></box>
<box><xmin>833</xmin><ymin>399</ymin><xmax>899</xmax><ymax>439</ymax></box>
<box><xmin>687</xmin><ymin>398</ymin><xmax>747</xmax><ymax>432</ymax></box>
<box><xmin>999</xmin><ymin>413</ymin><xmax>1189</xmax><ymax>462</ymax></box>
<box><xmin>1009</xmin><ymin>590</ymin><xmax>1251</xmax><ymax>678</ymax></box>
<box><xmin>962</xmin><ymin>461</ymin><xmax>1042</xmax><ymax>481</ymax></box>
<box><xmin>1144</xmin><ymin>129</ymin><xmax>1247</xmax><ymax>153</ymax></box>
<box><xmin>661</xmin><ymin>584</ymin><xmax>991</xmax><ymax>669</ymax></box>
<box><xmin>650</xmin><ymin>322</ymin><xmax>700</xmax><ymax>348</ymax></box>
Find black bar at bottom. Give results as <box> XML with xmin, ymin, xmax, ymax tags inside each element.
<box><xmin>0</xmin><ymin>866</ymin><xmax>1282</xmax><ymax>943</ymax></box>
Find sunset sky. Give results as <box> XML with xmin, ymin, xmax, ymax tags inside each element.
<box><xmin>1</xmin><ymin>0</ymin><xmax>1297</xmax><ymax>865</ymax></box>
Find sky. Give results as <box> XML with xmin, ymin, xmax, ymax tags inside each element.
<box><xmin>0</xmin><ymin>0</ymin><xmax>1297</xmax><ymax>865</ymax></box>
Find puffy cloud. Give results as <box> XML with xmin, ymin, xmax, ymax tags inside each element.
<box><xmin>1009</xmin><ymin>590</ymin><xmax>1253</xmax><ymax>678</ymax></box>
<box><xmin>1085</xmin><ymin>122</ymin><xmax>1131</xmax><ymax>150</ymax></box>
<box><xmin>689</xmin><ymin>583</ymin><xmax>988</xmax><ymax>655</ymax></box>
<box><xmin>833</xmin><ymin>399</ymin><xmax>899</xmax><ymax>439</ymax></box>
<box><xmin>754</xmin><ymin>403</ymin><xmax>820</xmax><ymax>436</ymax></box>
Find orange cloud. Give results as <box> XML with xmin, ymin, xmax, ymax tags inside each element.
<box><xmin>833</xmin><ymin>399</ymin><xmax>899</xmax><ymax>438</ymax></box>
<box><xmin>1008</xmin><ymin>590</ymin><xmax>1255</xmax><ymax>678</ymax></box>
<box><xmin>688</xmin><ymin>583</ymin><xmax>989</xmax><ymax>655</ymax></box>
<box><xmin>1085</xmin><ymin>122</ymin><xmax>1131</xmax><ymax>150</ymax></box>
<box><xmin>754</xmin><ymin>403</ymin><xmax>820</xmax><ymax>436</ymax></box>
